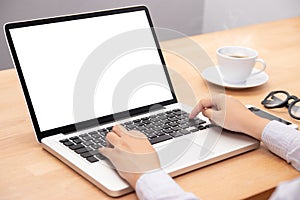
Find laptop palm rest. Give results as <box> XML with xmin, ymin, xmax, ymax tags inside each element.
<box><xmin>155</xmin><ymin>127</ymin><xmax>259</xmax><ymax>177</ymax></box>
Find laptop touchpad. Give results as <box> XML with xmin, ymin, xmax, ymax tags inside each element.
<box><xmin>155</xmin><ymin>138</ymin><xmax>214</xmax><ymax>169</ymax></box>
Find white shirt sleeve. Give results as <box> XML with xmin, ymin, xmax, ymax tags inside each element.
<box><xmin>261</xmin><ymin>120</ymin><xmax>300</xmax><ymax>200</ymax></box>
<box><xmin>135</xmin><ymin>169</ymin><xmax>199</xmax><ymax>200</ymax></box>
<box><xmin>261</xmin><ymin>120</ymin><xmax>300</xmax><ymax>171</ymax></box>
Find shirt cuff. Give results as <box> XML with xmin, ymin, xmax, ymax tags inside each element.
<box><xmin>261</xmin><ymin>121</ymin><xmax>295</xmax><ymax>161</ymax></box>
<box><xmin>135</xmin><ymin>169</ymin><xmax>199</xmax><ymax>200</ymax></box>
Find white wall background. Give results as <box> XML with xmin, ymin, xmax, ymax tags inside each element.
<box><xmin>1</xmin><ymin>0</ymin><xmax>300</xmax><ymax>70</ymax></box>
<box><xmin>202</xmin><ymin>0</ymin><xmax>300</xmax><ymax>33</ymax></box>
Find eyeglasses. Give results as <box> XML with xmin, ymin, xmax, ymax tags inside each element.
<box><xmin>261</xmin><ymin>90</ymin><xmax>300</xmax><ymax>120</ymax></box>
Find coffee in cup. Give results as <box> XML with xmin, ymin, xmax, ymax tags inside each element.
<box><xmin>217</xmin><ymin>46</ymin><xmax>266</xmax><ymax>84</ymax></box>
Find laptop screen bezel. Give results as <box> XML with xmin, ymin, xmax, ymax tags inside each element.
<box><xmin>4</xmin><ymin>6</ymin><xmax>178</xmax><ymax>142</ymax></box>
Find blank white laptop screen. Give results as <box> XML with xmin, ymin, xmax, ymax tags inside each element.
<box><xmin>9</xmin><ymin>10</ymin><xmax>174</xmax><ymax>132</ymax></box>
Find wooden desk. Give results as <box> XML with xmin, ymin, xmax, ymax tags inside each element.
<box><xmin>1</xmin><ymin>17</ymin><xmax>300</xmax><ymax>200</ymax></box>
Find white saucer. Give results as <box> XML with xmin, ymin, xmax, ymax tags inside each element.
<box><xmin>201</xmin><ymin>66</ymin><xmax>269</xmax><ymax>89</ymax></box>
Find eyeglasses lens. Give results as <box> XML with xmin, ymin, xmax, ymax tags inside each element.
<box><xmin>291</xmin><ymin>101</ymin><xmax>300</xmax><ymax>119</ymax></box>
<box><xmin>265</xmin><ymin>92</ymin><xmax>288</xmax><ymax>107</ymax></box>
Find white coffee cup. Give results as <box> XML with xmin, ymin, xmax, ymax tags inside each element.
<box><xmin>217</xmin><ymin>46</ymin><xmax>266</xmax><ymax>84</ymax></box>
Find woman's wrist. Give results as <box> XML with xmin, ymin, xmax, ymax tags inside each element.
<box><xmin>240</xmin><ymin>113</ymin><xmax>270</xmax><ymax>140</ymax></box>
<box><xmin>124</xmin><ymin>173</ymin><xmax>142</xmax><ymax>189</ymax></box>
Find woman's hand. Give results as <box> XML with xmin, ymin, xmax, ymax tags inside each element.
<box><xmin>189</xmin><ymin>94</ymin><xmax>270</xmax><ymax>140</ymax></box>
<box><xmin>99</xmin><ymin>125</ymin><xmax>160</xmax><ymax>188</ymax></box>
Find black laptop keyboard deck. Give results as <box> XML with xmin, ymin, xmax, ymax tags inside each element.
<box><xmin>59</xmin><ymin>109</ymin><xmax>210</xmax><ymax>163</ymax></box>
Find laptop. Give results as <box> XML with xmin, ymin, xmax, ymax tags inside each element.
<box><xmin>4</xmin><ymin>6</ymin><xmax>259</xmax><ymax>197</ymax></box>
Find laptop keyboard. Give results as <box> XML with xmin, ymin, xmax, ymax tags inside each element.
<box><xmin>59</xmin><ymin>109</ymin><xmax>210</xmax><ymax>163</ymax></box>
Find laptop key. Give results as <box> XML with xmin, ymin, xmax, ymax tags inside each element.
<box><xmin>150</xmin><ymin>135</ymin><xmax>172</xmax><ymax>144</ymax></box>
<box><xmin>197</xmin><ymin>119</ymin><xmax>206</xmax><ymax>125</ymax></box>
<box><xmin>205</xmin><ymin>124</ymin><xmax>217</xmax><ymax>128</ymax></box>
<box><xmin>168</xmin><ymin>122</ymin><xmax>178</xmax><ymax>127</ymax></box>
<box><xmin>179</xmin><ymin>129</ymin><xmax>191</xmax><ymax>135</ymax></box>
<box><xmin>153</xmin><ymin>126</ymin><xmax>162</xmax><ymax>131</ymax></box>
<box><xmin>98</xmin><ymin>128</ymin><xmax>108</xmax><ymax>133</ymax></box>
<box><xmin>59</xmin><ymin>139</ymin><xmax>69</xmax><ymax>143</ymax></box>
<box><xmin>197</xmin><ymin>125</ymin><xmax>206</xmax><ymax>130</ymax></box>
<box><xmin>79</xmin><ymin>133</ymin><xmax>88</xmax><ymax>138</ymax></box>
<box><xmin>88</xmin><ymin>131</ymin><xmax>98</xmax><ymax>135</ymax></box>
<box><xmin>95</xmin><ymin>154</ymin><xmax>107</xmax><ymax>160</ymax></box>
<box><xmin>99</xmin><ymin>140</ymin><xmax>106</xmax><ymax>146</ymax></box>
<box><xmin>190</xmin><ymin>128</ymin><xmax>198</xmax><ymax>133</ymax></box>
<box><xmin>144</xmin><ymin>129</ymin><xmax>154</xmax><ymax>134</ymax></box>
<box><xmin>133</xmin><ymin>119</ymin><xmax>141</xmax><ymax>123</ymax></box>
<box><xmin>144</xmin><ymin>132</ymin><xmax>156</xmax><ymax>139</ymax></box>
<box><xmin>162</xmin><ymin>125</ymin><xmax>171</xmax><ymax>129</ymax></box>
<box><xmin>150</xmin><ymin>117</ymin><xmax>160</xmax><ymax>122</ymax></box>
<box><xmin>90</xmin><ymin>133</ymin><xmax>101</xmax><ymax>138</ymax></box>
<box><xmin>73</xmin><ymin>138</ymin><xmax>83</xmax><ymax>144</ymax></box>
<box><xmin>145</xmin><ymin>124</ymin><xmax>156</xmax><ymax>129</ymax></box>
<box><xmin>171</xmin><ymin>126</ymin><xmax>180</xmax><ymax>131</ymax></box>
<box><xmin>163</xmin><ymin>129</ymin><xmax>173</xmax><ymax>134</ymax></box>
<box><xmin>80</xmin><ymin>152</ymin><xmax>92</xmax><ymax>158</ymax></box>
<box><xmin>149</xmin><ymin>114</ymin><xmax>158</xmax><ymax>118</ymax></box>
<box><xmin>75</xmin><ymin>147</ymin><xmax>90</xmax><ymax>154</ymax></box>
<box><xmin>63</xmin><ymin>141</ymin><xmax>74</xmax><ymax>146</ymax></box>
<box><xmin>168</xmin><ymin>117</ymin><xmax>178</xmax><ymax>122</ymax></box>
<box><xmin>137</xmin><ymin>126</ymin><xmax>147</xmax><ymax>131</ymax></box>
<box><xmin>124</xmin><ymin>121</ymin><xmax>133</xmax><ymax>125</ymax></box>
<box><xmin>147</xmin><ymin>134</ymin><xmax>157</xmax><ymax>139</ymax></box>
<box><xmin>69</xmin><ymin>144</ymin><xmax>85</xmax><ymax>150</ymax></box>
<box><xmin>93</xmin><ymin>138</ymin><xmax>102</xmax><ymax>143</ymax></box>
<box><xmin>88</xmin><ymin>149</ymin><xmax>101</xmax><ymax>156</ymax></box>
<box><xmin>91</xmin><ymin>144</ymin><xmax>101</xmax><ymax>149</ymax></box>
<box><xmin>69</xmin><ymin>136</ymin><xmax>79</xmax><ymax>140</ymax></box>
<box><xmin>189</xmin><ymin>118</ymin><xmax>205</xmax><ymax>126</ymax></box>
<box><xmin>82</xmin><ymin>136</ymin><xmax>93</xmax><ymax>141</ymax></box>
<box><xmin>142</xmin><ymin>120</ymin><xmax>151</xmax><ymax>124</ymax></box>
<box><xmin>166</xmin><ymin>113</ymin><xmax>175</xmax><ymax>118</ymax></box>
<box><xmin>169</xmin><ymin>131</ymin><xmax>183</xmax><ymax>137</ymax></box>
<box><xmin>155</xmin><ymin>131</ymin><xmax>165</xmax><ymax>136</ymax></box>
<box><xmin>135</xmin><ymin>122</ymin><xmax>144</xmax><ymax>126</ymax></box>
<box><xmin>83</xmin><ymin>141</ymin><xmax>94</xmax><ymax>146</ymax></box>
<box><xmin>158</xmin><ymin>115</ymin><xmax>167</xmax><ymax>120</ymax></box>
<box><xmin>126</xmin><ymin>124</ymin><xmax>136</xmax><ymax>130</ymax></box>
<box><xmin>86</xmin><ymin>156</ymin><xmax>98</xmax><ymax>163</ymax></box>
<box><xmin>106</xmin><ymin>126</ymin><xmax>113</xmax><ymax>131</ymax></box>
<box><xmin>180</xmin><ymin>124</ymin><xmax>189</xmax><ymax>129</ymax></box>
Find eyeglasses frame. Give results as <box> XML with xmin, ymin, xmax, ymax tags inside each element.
<box><xmin>261</xmin><ymin>90</ymin><xmax>300</xmax><ymax>120</ymax></box>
